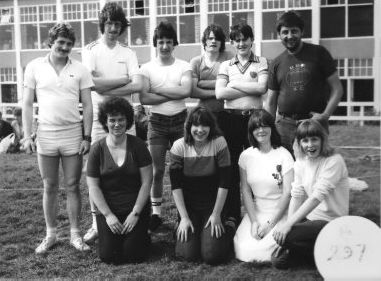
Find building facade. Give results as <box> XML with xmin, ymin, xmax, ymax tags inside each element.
<box><xmin>0</xmin><ymin>0</ymin><xmax>380</xmax><ymax>122</ymax></box>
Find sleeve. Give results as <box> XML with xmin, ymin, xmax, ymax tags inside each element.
<box><xmin>169</xmin><ymin>139</ymin><xmax>185</xmax><ymax>190</ymax></box>
<box><xmin>139</xmin><ymin>63</ymin><xmax>149</xmax><ymax>79</ymax></box>
<box><xmin>319</xmin><ymin>45</ymin><xmax>337</xmax><ymax>78</ymax></box>
<box><xmin>181</xmin><ymin>60</ymin><xmax>192</xmax><ymax>74</ymax></box>
<box><xmin>238</xmin><ymin>149</ymin><xmax>247</xmax><ymax>170</ymax></box>
<box><xmin>190</xmin><ymin>56</ymin><xmax>200</xmax><ymax>79</ymax></box>
<box><xmin>280</xmin><ymin>147</ymin><xmax>294</xmax><ymax>175</ymax></box>
<box><xmin>133</xmin><ymin>137</ymin><xmax>152</xmax><ymax>167</ymax></box>
<box><xmin>216</xmin><ymin>61</ymin><xmax>229</xmax><ymax>81</ymax></box>
<box><xmin>79</xmin><ymin>64</ymin><xmax>95</xmax><ymax>90</ymax></box>
<box><xmin>291</xmin><ymin>160</ymin><xmax>307</xmax><ymax>198</ymax></box>
<box><xmin>87</xmin><ymin>141</ymin><xmax>101</xmax><ymax>178</ymax></box>
<box><xmin>311</xmin><ymin>154</ymin><xmax>348</xmax><ymax>202</ymax></box>
<box><xmin>267</xmin><ymin>59</ymin><xmax>279</xmax><ymax>91</ymax></box>
<box><xmin>81</xmin><ymin>47</ymin><xmax>95</xmax><ymax>73</ymax></box>
<box><xmin>215</xmin><ymin>137</ymin><xmax>231</xmax><ymax>190</ymax></box>
<box><xmin>258</xmin><ymin>56</ymin><xmax>269</xmax><ymax>75</ymax></box>
<box><xmin>127</xmin><ymin>50</ymin><xmax>140</xmax><ymax>77</ymax></box>
<box><xmin>23</xmin><ymin>62</ymin><xmax>36</xmax><ymax>89</ymax></box>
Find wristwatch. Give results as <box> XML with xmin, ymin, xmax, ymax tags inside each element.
<box><xmin>83</xmin><ymin>135</ymin><xmax>92</xmax><ymax>142</ymax></box>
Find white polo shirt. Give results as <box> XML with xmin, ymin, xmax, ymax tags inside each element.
<box><xmin>218</xmin><ymin>53</ymin><xmax>268</xmax><ymax>110</ymax></box>
<box><xmin>82</xmin><ymin>40</ymin><xmax>140</xmax><ymax>121</ymax></box>
<box><xmin>23</xmin><ymin>54</ymin><xmax>94</xmax><ymax>131</ymax></box>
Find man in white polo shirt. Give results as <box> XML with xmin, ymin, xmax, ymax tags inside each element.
<box><xmin>23</xmin><ymin>23</ymin><xmax>93</xmax><ymax>254</ymax></box>
<box><xmin>216</xmin><ymin>23</ymin><xmax>268</xmax><ymax>228</ymax></box>
<box><xmin>81</xmin><ymin>2</ymin><xmax>143</xmax><ymax>243</ymax></box>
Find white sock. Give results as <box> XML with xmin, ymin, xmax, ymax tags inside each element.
<box><xmin>46</xmin><ymin>227</ymin><xmax>57</xmax><ymax>239</ymax></box>
<box><xmin>70</xmin><ymin>228</ymin><xmax>81</xmax><ymax>241</ymax></box>
<box><xmin>151</xmin><ymin>197</ymin><xmax>162</xmax><ymax>216</ymax></box>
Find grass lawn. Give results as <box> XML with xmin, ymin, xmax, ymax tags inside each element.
<box><xmin>0</xmin><ymin>124</ymin><xmax>379</xmax><ymax>280</ymax></box>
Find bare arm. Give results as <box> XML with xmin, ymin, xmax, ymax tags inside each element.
<box><xmin>312</xmin><ymin>71</ymin><xmax>343</xmax><ymax>120</ymax></box>
<box><xmin>79</xmin><ymin>88</ymin><xmax>93</xmax><ymax>154</ymax></box>
<box><xmin>172</xmin><ymin>188</ymin><xmax>194</xmax><ymax>242</ymax></box>
<box><xmin>139</xmin><ymin>76</ymin><xmax>171</xmax><ymax>105</ymax></box>
<box><xmin>92</xmin><ymin>74</ymin><xmax>129</xmax><ymax>93</ymax></box>
<box><xmin>198</xmin><ymin>80</ymin><xmax>216</xmax><ymax>89</ymax></box>
<box><xmin>228</xmin><ymin>73</ymin><xmax>268</xmax><ymax>96</ymax></box>
<box><xmin>264</xmin><ymin>89</ymin><xmax>279</xmax><ymax>118</ymax></box>
<box><xmin>190</xmin><ymin>78</ymin><xmax>216</xmax><ymax>99</ymax></box>
<box><xmin>154</xmin><ymin>70</ymin><xmax>192</xmax><ymax>99</ymax></box>
<box><xmin>22</xmin><ymin>87</ymin><xmax>36</xmax><ymax>153</ymax></box>
<box><xmin>103</xmin><ymin>74</ymin><xmax>143</xmax><ymax>97</ymax></box>
<box><xmin>215</xmin><ymin>78</ymin><xmax>247</xmax><ymax>100</ymax></box>
<box><xmin>205</xmin><ymin>187</ymin><xmax>228</xmax><ymax>238</ymax></box>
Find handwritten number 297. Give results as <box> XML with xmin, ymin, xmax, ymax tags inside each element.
<box><xmin>327</xmin><ymin>244</ymin><xmax>366</xmax><ymax>262</ymax></box>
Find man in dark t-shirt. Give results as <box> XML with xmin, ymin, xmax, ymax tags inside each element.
<box><xmin>0</xmin><ymin>111</ymin><xmax>14</xmax><ymax>141</ymax></box>
<box><xmin>265</xmin><ymin>11</ymin><xmax>343</xmax><ymax>154</ymax></box>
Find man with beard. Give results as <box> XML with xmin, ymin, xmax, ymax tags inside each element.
<box><xmin>265</xmin><ymin>11</ymin><xmax>343</xmax><ymax>155</ymax></box>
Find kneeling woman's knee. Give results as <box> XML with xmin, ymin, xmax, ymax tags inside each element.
<box><xmin>175</xmin><ymin>230</ymin><xmax>200</xmax><ymax>262</ymax></box>
<box><xmin>201</xmin><ymin>227</ymin><xmax>231</xmax><ymax>265</ymax></box>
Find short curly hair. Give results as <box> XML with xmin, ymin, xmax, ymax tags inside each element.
<box><xmin>184</xmin><ymin>106</ymin><xmax>221</xmax><ymax>145</ymax></box>
<box><xmin>48</xmin><ymin>22</ymin><xmax>75</xmax><ymax>48</ymax></box>
<box><xmin>153</xmin><ymin>21</ymin><xmax>178</xmax><ymax>47</ymax></box>
<box><xmin>276</xmin><ymin>11</ymin><xmax>304</xmax><ymax>33</ymax></box>
<box><xmin>201</xmin><ymin>24</ymin><xmax>226</xmax><ymax>52</ymax></box>
<box><xmin>98</xmin><ymin>97</ymin><xmax>134</xmax><ymax>133</ymax></box>
<box><xmin>99</xmin><ymin>2</ymin><xmax>129</xmax><ymax>35</ymax></box>
<box><xmin>247</xmin><ymin>109</ymin><xmax>281</xmax><ymax>149</ymax></box>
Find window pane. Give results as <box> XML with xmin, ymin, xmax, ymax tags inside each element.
<box><xmin>40</xmin><ymin>23</ymin><xmax>56</xmax><ymax>49</ymax></box>
<box><xmin>348</xmin><ymin>0</ymin><xmax>373</xmax><ymax>4</ymax></box>
<box><xmin>130</xmin><ymin>18</ymin><xmax>149</xmax><ymax>45</ymax></box>
<box><xmin>232</xmin><ymin>12</ymin><xmax>254</xmax><ymax>27</ymax></box>
<box><xmin>297</xmin><ymin>10</ymin><xmax>312</xmax><ymax>38</ymax></box>
<box><xmin>130</xmin><ymin>0</ymin><xmax>150</xmax><ymax>16</ymax></box>
<box><xmin>208</xmin><ymin>13</ymin><xmax>229</xmax><ymax>41</ymax></box>
<box><xmin>348</xmin><ymin>5</ymin><xmax>373</xmax><ymax>37</ymax></box>
<box><xmin>179</xmin><ymin>0</ymin><xmax>200</xmax><ymax>13</ymax></box>
<box><xmin>320</xmin><ymin>7</ymin><xmax>345</xmax><ymax>38</ymax></box>
<box><xmin>21</xmin><ymin>24</ymin><xmax>38</xmax><ymax>49</ymax></box>
<box><xmin>1</xmin><ymin>84</ymin><xmax>17</xmax><ymax>103</ymax></box>
<box><xmin>67</xmin><ymin>22</ymin><xmax>82</xmax><ymax>48</ymax></box>
<box><xmin>1</xmin><ymin>8</ymin><xmax>14</xmax><ymax>23</ymax></box>
<box><xmin>179</xmin><ymin>15</ymin><xmax>199</xmax><ymax>43</ymax></box>
<box><xmin>262</xmin><ymin>12</ymin><xmax>282</xmax><ymax>40</ymax></box>
<box><xmin>353</xmin><ymin>79</ymin><xmax>373</xmax><ymax>101</ymax></box>
<box><xmin>0</xmin><ymin>25</ymin><xmax>14</xmax><ymax>50</ymax></box>
<box><xmin>84</xmin><ymin>21</ymin><xmax>99</xmax><ymax>45</ymax></box>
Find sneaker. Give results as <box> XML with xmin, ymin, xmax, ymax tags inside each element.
<box><xmin>149</xmin><ymin>214</ymin><xmax>162</xmax><ymax>232</ymax></box>
<box><xmin>35</xmin><ymin>236</ymin><xmax>57</xmax><ymax>254</ymax></box>
<box><xmin>83</xmin><ymin>227</ymin><xmax>98</xmax><ymax>243</ymax></box>
<box><xmin>271</xmin><ymin>246</ymin><xmax>290</xmax><ymax>270</ymax></box>
<box><xmin>70</xmin><ymin>237</ymin><xmax>90</xmax><ymax>252</ymax></box>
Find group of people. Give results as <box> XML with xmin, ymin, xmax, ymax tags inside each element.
<box><xmin>20</xmin><ymin>2</ymin><xmax>349</xmax><ymax>269</ymax></box>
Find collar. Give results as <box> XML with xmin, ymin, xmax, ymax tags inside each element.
<box><xmin>229</xmin><ymin>52</ymin><xmax>259</xmax><ymax>66</ymax></box>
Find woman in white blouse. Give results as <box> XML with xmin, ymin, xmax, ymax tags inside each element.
<box><xmin>272</xmin><ymin>119</ymin><xmax>349</xmax><ymax>269</ymax></box>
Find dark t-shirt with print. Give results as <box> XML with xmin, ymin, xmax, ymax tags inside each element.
<box><xmin>268</xmin><ymin>42</ymin><xmax>336</xmax><ymax>114</ymax></box>
<box><xmin>87</xmin><ymin>134</ymin><xmax>152</xmax><ymax>214</ymax></box>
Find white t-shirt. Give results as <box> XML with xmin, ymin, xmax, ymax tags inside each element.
<box><xmin>291</xmin><ymin>154</ymin><xmax>349</xmax><ymax>221</ymax></box>
<box><xmin>23</xmin><ymin>54</ymin><xmax>94</xmax><ymax>131</ymax></box>
<box><xmin>139</xmin><ymin>58</ymin><xmax>192</xmax><ymax>115</ymax></box>
<box><xmin>82</xmin><ymin>40</ymin><xmax>140</xmax><ymax>121</ymax></box>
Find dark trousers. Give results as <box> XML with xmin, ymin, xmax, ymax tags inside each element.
<box><xmin>218</xmin><ymin>111</ymin><xmax>250</xmax><ymax>223</ymax></box>
<box><xmin>96</xmin><ymin>212</ymin><xmax>150</xmax><ymax>264</ymax></box>
<box><xmin>175</xmin><ymin>208</ymin><xmax>234</xmax><ymax>265</ymax></box>
<box><xmin>284</xmin><ymin>220</ymin><xmax>328</xmax><ymax>264</ymax></box>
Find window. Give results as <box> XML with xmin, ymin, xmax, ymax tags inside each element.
<box><xmin>320</xmin><ymin>0</ymin><xmax>373</xmax><ymax>38</ymax></box>
<box><xmin>0</xmin><ymin>68</ymin><xmax>17</xmax><ymax>103</ymax></box>
<box><xmin>63</xmin><ymin>3</ymin><xmax>82</xmax><ymax>48</ymax></box>
<box><xmin>0</xmin><ymin>8</ymin><xmax>14</xmax><ymax>23</ymax></box>
<box><xmin>0</xmin><ymin>8</ymin><xmax>14</xmax><ymax>50</ymax></box>
<box><xmin>20</xmin><ymin>5</ymin><xmax>56</xmax><ymax>50</ymax></box>
<box><xmin>262</xmin><ymin>0</ymin><xmax>311</xmax><ymax>40</ymax></box>
<box><xmin>129</xmin><ymin>0</ymin><xmax>150</xmax><ymax>46</ymax></box>
<box><xmin>353</xmin><ymin>79</ymin><xmax>373</xmax><ymax>102</ymax></box>
<box><xmin>348</xmin><ymin>58</ymin><xmax>373</xmax><ymax>77</ymax></box>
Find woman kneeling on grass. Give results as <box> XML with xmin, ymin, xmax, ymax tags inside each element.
<box><xmin>169</xmin><ymin>106</ymin><xmax>234</xmax><ymax>264</ymax></box>
<box><xmin>271</xmin><ymin>119</ymin><xmax>349</xmax><ymax>269</ymax></box>
<box><xmin>87</xmin><ymin>97</ymin><xmax>153</xmax><ymax>264</ymax></box>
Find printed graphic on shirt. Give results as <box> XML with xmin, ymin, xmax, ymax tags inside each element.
<box><xmin>286</xmin><ymin>63</ymin><xmax>311</xmax><ymax>92</ymax></box>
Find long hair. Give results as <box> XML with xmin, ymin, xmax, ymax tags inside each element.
<box><xmin>99</xmin><ymin>2</ymin><xmax>129</xmax><ymax>35</ymax></box>
<box><xmin>201</xmin><ymin>24</ymin><xmax>226</xmax><ymax>52</ymax></box>
<box><xmin>98</xmin><ymin>97</ymin><xmax>134</xmax><ymax>133</ymax></box>
<box><xmin>247</xmin><ymin>109</ymin><xmax>281</xmax><ymax>149</ymax></box>
<box><xmin>294</xmin><ymin>119</ymin><xmax>334</xmax><ymax>157</ymax></box>
<box><xmin>184</xmin><ymin>106</ymin><xmax>221</xmax><ymax>145</ymax></box>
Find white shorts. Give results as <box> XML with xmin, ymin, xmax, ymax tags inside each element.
<box><xmin>91</xmin><ymin>120</ymin><xmax>136</xmax><ymax>144</ymax></box>
<box><xmin>37</xmin><ymin>124</ymin><xmax>82</xmax><ymax>156</ymax></box>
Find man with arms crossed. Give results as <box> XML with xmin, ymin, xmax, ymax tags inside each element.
<box><xmin>23</xmin><ymin>23</ymin><xmax>93</xmax><ymax>254</ymax></box>
<box><xmin>216</xmin><ymin>23</ymin><xmax>268</xmax><ymax>228</ymax></box>
<box><xmin>265</xmin><ymin>11</ymin><xmax>343</xmax><ymax>154</ymax></box>
<box><xmin>140</xmin><ymin>22</ymin><xmax>192</xmax><ymax>231</ymax></box>
<box><xmin>82</xmin><ymin>2</ymin><xmax>143</xmax><ymax>242</ymax></box>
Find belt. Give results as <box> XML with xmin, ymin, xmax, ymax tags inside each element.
<box><xmin>225</xmin><ymin>109</ymin><xmax>254</xmax><ymax>116</ymax></box>
<box><xmin>278</xmin><ymin>111</ymin><xmax>311</xmax><ymax>120</ymax></box>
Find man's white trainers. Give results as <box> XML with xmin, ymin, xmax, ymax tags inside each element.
<box><xmin>35</xmin><ymin>236</ymin><xmax>57</xmax><ymax>254</ymax></box>
<box><xmin>83</xmin><ymin>227</ymin><xmax>98</xmax><ymax>243</ymax></box>
<box><xmin>70</xmin><ymin>237</ymin><xmax>90</xmax><ymax>252</ymax></box>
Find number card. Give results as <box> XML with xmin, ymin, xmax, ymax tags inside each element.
<box><xmin>314</xmin><ymin>216</ymin><xmax>381</xmax><ymax>280</ymax></box>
